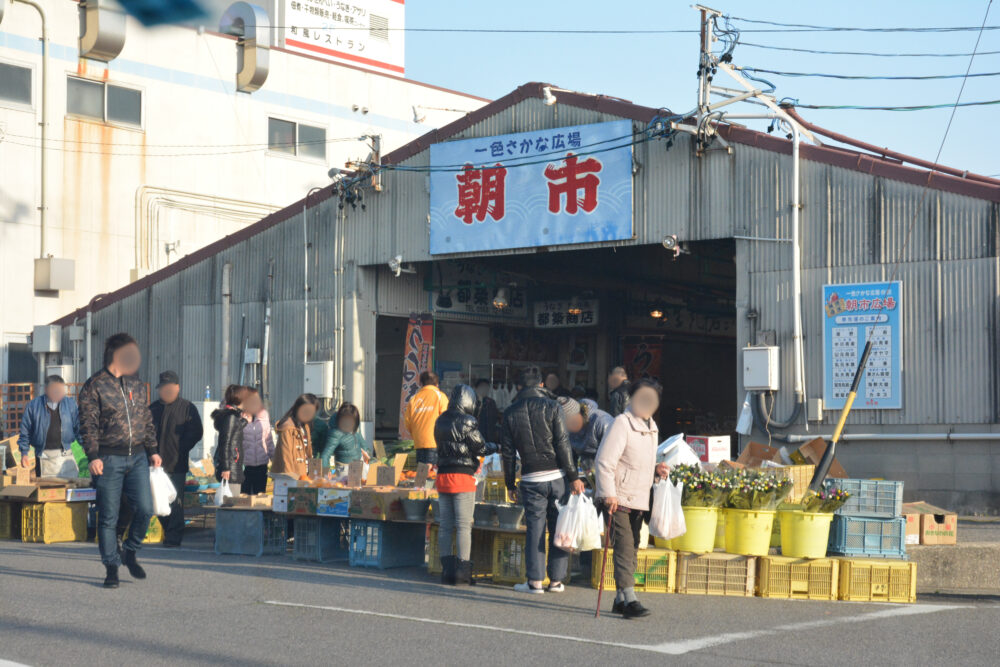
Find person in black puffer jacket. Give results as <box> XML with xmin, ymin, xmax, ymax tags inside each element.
<box><xmin>434</xmin><ymin>384</ymin><xmax>496</xmax><ymax>585</ymax></box>
<box><xmin>212</xmin><ymin>385</ymin><xmax>249</xmax><ymax>494</ymax></box>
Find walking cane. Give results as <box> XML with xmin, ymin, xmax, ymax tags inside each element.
<box><xmin>595</xmin><ymin>508</ymin><xmax>615</xmax><ymax>619</ymax></box>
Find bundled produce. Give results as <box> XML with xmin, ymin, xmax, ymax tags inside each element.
<box><xmin>722</xmin><ymin>469</ymin><xmax>793</xmax><ymax>510</ymax></box>
<box><xmin>668</xmin><ymin>464</ymin><xmax>727</xmax><ymax>507</ymax></box>
<box><xmin>802</xmin><ymin>487</ymin><xmax>851</xmax><ymax>513</ymax></box>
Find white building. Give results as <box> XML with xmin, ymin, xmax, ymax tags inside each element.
<box><xmin>0</xmin><ymin>0</ymin><xmax>486</xmax><ymax>384</ymax></box>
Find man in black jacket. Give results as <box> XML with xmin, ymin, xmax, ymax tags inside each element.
<box><xmin>80</xmin><ymin>333</ymin><xmax>161</xmax><ymax>589</ymax></box>
<box><xmin>149</xmin><ymin>371</ymin><xmax>203</xmax><ymax>547</ymax></box>
<box><xmin>500</xmin><ymin>367</ymin><xmax>584</xmax><ymax>594</ymax></box>
<box><xmin>608</xmin><ymin>366</ymin><xmax>630</xmax><ymax>417</ymax></box>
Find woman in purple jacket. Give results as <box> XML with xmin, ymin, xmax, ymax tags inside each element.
<box><xmin>240</xmin><ymin>388</ymin><xmax>274</xmax><ymax>495</ymax></box>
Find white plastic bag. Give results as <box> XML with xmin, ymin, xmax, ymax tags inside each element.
<box><xmin>553</xmin><ymin>494</ymin><xmax>586</xmax><ymax>552</ymax></box>
<box><xmin>657</xmin><ymin>433</ymin><xmax>701</xmax><ymax>468</ymax></box>
<box><xmin>214</xmin><ymin>479</ymin><xmax>233</xmax><ymax>508</ymax></box>
<box><xmin>648</xmin><ymin>479</ymin><xmax>686</xmax><ymax>540</ymax></box>
<box><xmin>577</xmin><ymin>496</ymin><xmax>603</xmax><ymax>551</ymax></box>
<box><xmin>149</xmin><ymin>466</ymin><xmax>177</xmax><ymax>516</ymax></box>
<box><xmin>736</xmin><ymin>392</ymin><xmax>754</xmax><ymax>435</ymax></box>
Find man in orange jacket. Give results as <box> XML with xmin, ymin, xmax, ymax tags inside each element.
<box><xmin>404</xmin><ymin>371</ymin><xmax>449</xmax><ymax>466</ymax></box>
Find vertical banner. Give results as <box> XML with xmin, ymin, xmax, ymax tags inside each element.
<box><xmin>823</xmin><ymin>281</ymin><xmax>903</xmax><ymax>409</ymax></box>
<box><xmin>398</xmin><ymin>313</ymin><xmax>433</xmax><ymax>438</ymax></box>
<box><xmin>623</xmin><ymin>338</ymin><xmax>663</xmax><ymax>384</ymax></box>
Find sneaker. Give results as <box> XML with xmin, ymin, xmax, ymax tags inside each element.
<box><xmin>546</xmin><ymin>582</ymin><xmax>565</xmax><ymax>593</ymax></box>
<box><xmin>513</xmin><ymin>582</ymin><xmax>545</xmax><ymax>594</ymax></box>
<box><xmin>103</xmin><ymin>565</ymin><xmax>120</xmax><ymax>589</ymax></box>
<box><xmin>622</xmin><ymin>601</ymin><xmax>651</xmax><ymax>619</ymax></box>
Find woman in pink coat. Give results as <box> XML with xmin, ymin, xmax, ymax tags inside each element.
<box><xmin>594</xmin><ymin>379</ymin><xmax>668</xmax><ymax>619</ymax></box>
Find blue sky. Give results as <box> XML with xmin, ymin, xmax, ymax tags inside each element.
<box><xmin>406</xmin><ymin>0</ymin><xmax>999</xmax><ymax>176</ymax></box>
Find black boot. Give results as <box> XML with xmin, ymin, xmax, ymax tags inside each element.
<box><xmin>103</xmin><ymin>565</ymin><xmax>120</xmax><ymax>589</ymax></box>
<box><xmin>440</xmin><ymin>556</ymin><xmax>457</xmax><ymax>585</ymax></box>
<box><xmin>457</xmin><ymin>560</ymin><xmax>476</xmax><ymax>585</ymax></box>
<box><xmin>121</xmin><ymin>549</ymin><xmax>146</xmax><ymax>580</ymax></box>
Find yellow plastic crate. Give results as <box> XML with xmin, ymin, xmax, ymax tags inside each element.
<box><xmin>427</xmin><ymin>524</ymin><xmax>493</xmax><ymax>578</ymax></box>
<box><xmin>589</xmin><ymin>548</ymin><xmax>676</xmax><ymax>593</ymax></box>
<box><xmin>22</xmin><ymin>502</ymin><xmax>88</xmax><ymax>544</ymax></box>
<box><xmin>482</xmin><ymin>478</ymin><xmax>514</xmax><ymax>503</ymax></box>
<box><xmin>493</xmin><ymin>533</ymin><xmax>548</xmax><ymax>585</ymax></box>
<box><xmin>757</xmin><ymin>555</ymin><xmax>839</xmax><ymax>600</ymax></box>
<box><xmin>838</xmin><ymin>558</ymin><xmax>917</xmax><ymax>603</ymax></box>
<box><xmin>0</xmin><ymin>502</ymin><xmax>20</xmax><ymax>539</ymax></box>
<box><xmin>676</xmin><ymin>552</ymin><xmax>757</xmax><ymax>597</ymax></box>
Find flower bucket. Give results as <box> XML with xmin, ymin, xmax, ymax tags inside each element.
<box><xmin>654</xmin><ymin>506</ymin><xmax>719</xmax><ymax>553</ymax></box>
<box><xmin>779</xmin><ymin>510</ymin><xmax>834</xmax><ymax>559</ymax></box>
<box><xmin>724</xmin><ymin>508</ymin><xmax>776</xmax><ymax>556</ymax></box>
<box><xmin>715</xmin><ymin>511</ymin><xmax>726</xmax><ymax>549</ymax></box>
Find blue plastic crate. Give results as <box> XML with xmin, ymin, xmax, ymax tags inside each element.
<box><xmin>824</xmin><ymin>479</ymin><xmax>903</xmax><ymax>518</ymax></box>
<box><xmin>349</xmin><ymin>520</ymin><xmax>426</xmax><ymax>569</ymax></box>
<box><xmin>827</xmin><ymin>515</ymin><xmax>906</xmax><ymax>559</ymax></box>
<box><xmin>293</xmin><ymin>517</ymin><xmax>350</xmax><ymax>563</ymax></box>
<box><xmin>215</xmin><ymin>509</ymin><xmax>286</xmax><ymax>557</ymax></box>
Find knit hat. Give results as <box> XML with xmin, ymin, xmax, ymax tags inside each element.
<box><xmin>557</xmin><ymin>396</ymin><xmax>581</xmax><ymax>423</ymax></box>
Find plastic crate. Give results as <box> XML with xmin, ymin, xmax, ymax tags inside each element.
<box><xmin>293</xmin><ymin>516</ymin><xmax>350</xmax><ymax>563</ymax></box>
<box><xmin>757</xmin><ymin>555</ymin><xmax>839</xmax><ymax>600</ymax></box>
<box><xmin>675</xmin><ymin>552</ymin><xmax>757</xmax><ymax>597</ymax></box>
<box><xmin>349</xmin><ymin>520</ymin><xmax>426</xmax><ymax>568</ymax></box>
<box><xmin>838</xmin><ymin>558</ymin><xmax>916</xmax><ymax>603</ymax></box>
<box><xmin>494</xmin><ymin>533</ymin><xmax>552</xmax><ymax>585</ymax></box>
<box><xmin>0</xmin><ymin>502</ymin><xmax>21</xmax><ymax>539</ymax></box>
<box><xmin>214</xmin><ymin>509</ymin><xmax>287</xmax><ymax>557</ymax></box>
<box><xmin>21</xmin><ymin>502</ymin><xmax>88</xmax><ymax>544</ymax></box>
<box><xmin>482</xmin><ymin>478</ymin><xmax>514</xmax><ymax>504</ymax></box>
<box><xmin>589</xmin><ymin>548</ymin><xmax>676</xmax><ymax>592</ymax></box>
<box><xmin>767</xmin><ymin>465</ymin><xmax>816</xmax><ymax>504</ymax></box>
<box><xmin>824</xmin><ymin>479</ymin><xmax>903</xmax><ymax>518</ymax></box>
<box><xmin>827</xmin><ymin>516</ymin><xmax>906</xmax><ymax>559</ymax></box>
<box><xmin>427</xmin><ymin>524</ymin><xmax>494</xmax><ymax>578</ymax></box>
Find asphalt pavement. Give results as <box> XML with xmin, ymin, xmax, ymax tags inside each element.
<box><xmin>1</xmin><ymin>534</ymin><xmax>998</xmax><ymax>666</ymax></box>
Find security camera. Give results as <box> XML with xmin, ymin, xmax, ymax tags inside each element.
<box><xmin>388</xmin><ymin>255</ymin><xmax>403</xmax><ymax>278</ymax></box>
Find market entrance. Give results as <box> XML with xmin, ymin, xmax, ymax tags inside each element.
<box><xmin>374</xmin><ymin>241</ymin><xmax>737</xmax><ymax>443</ymax></box>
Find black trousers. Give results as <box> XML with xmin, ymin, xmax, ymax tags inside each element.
<box><xmin>243</xmin><ymin>464</ymin><xmax>268</xmax><ymax>495</ymax></box>
<box><xmin>610</xmin><ymin>509</ymin><xmax>644</xmax><ymax>590</ymax></box>
<box><xmin>163</xmin><ymin>470</ymin><xmax>187</xmax><ymax>545</ymax></box>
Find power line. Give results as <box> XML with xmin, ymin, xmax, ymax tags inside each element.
<box><xmin>793</xmin><ymin>98</ymin><xmax>1000</xmax><ymax>111</ymax></box>
<box><xmin>253</xmin><ymin>23</ymin><xmax>1000</xmax><ymax>34</ymax></box>
<box><xmin>729</xmin><ymin>14</ymin><xmax>1000</xmax><ymax>33</ymax></box>
<box><xmin>0</xmin><ymin>137</ymin><xmax>351</xmax><ymax>157</ymax></box>
<box><xmin>737</xmin><ymin>40</ymin><xmax>1000</xmax><ymax>57</ymax></box>
<box><xmin>741</xmin><ymin>66</ymin><xmax>1000</xmax><ymax>81</ymax></box>
<box><xmin>1</xmin><ymin>132</ymin><xmax>365</xmax><ymax>149</ymax></box>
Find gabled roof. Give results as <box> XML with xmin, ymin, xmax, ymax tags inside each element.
<box><xmin>53</xmin><ymin>81</ymin><xmax>1000</xmax><ymax>326</ymax></box>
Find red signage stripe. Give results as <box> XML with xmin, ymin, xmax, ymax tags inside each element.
<box><xmin>285</xmin><ymin>38</ymin><xmax>405</xmax><ymax>74</ymax></box>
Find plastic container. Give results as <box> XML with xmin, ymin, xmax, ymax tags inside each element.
<box><xmin>758</xmin><ymin>555</ymin><xmax>839</xmax><ymax>600</ymax></box>
<box><xmin>824</xmin><ymin>479</ymin><xmax>904</xmax><ymax>518</ymax></box>
<box><xmin>675</xmin><ymin>552</ymin><xmax>756</xmax><ymax>596</ymax></box>
<box><xmin>723</xmin><ymin>508</ymin><xmax>776</xmax><ymax>556</ymax></box>
<box><xmin>494</xmin><ymin>533</ymin><xmax>548</xmax><ymax>585</ymax></box>
<box><xmin>293</xmin><ymin>516</ymin><xmax>349</xmax><ymax>563</ymax></box>
<box><xmin>482</xmin><ymin>478</ymin><xmax>514</xmax><ymax>503</ymax></box>
<box><xmin>827</xmin><ymin>515</ymin><xmax>906</xmax><ymax>559</ymax></box>
<box><xmin>662</xmin><ymin>506</ymin><xmax>719</xmax><ymax>554</ymax></box>
<box><xmin>21</xmin><ymin>502</ymin><xmax>87</xmax><ymax>544</ymax></box>
<box><xmin>589</xmin><ymin>548</ymin><xmax>675</xmax><ymax>592</ymax></box>
<box><xmin>214</xmin><ymin>508</ymin><xmax>287</xmax><ymax>557</ymax></box>
<box><xmin>495</xmin><ymin>504</ymin><xmax>524</xmax><ymax>530</ymax></box>
<box><xmin>427</xmin><ymin>524</ymin><xmax>494</xmax><ymax>578</ymax></box>
<box><xmin>715</xmin><ymin>512</ymin><xmax>726</xmax><ymax>549</ymax></box>
<box><xmin>764</xmin><ymin>464</ymin><xmax>816</xmax><ymax>504</ymax></box>
<box><xmin>349</xmin><ymin>520</ymin><xmax>425</xmax><ymax>568</ymax></box>
<box><xmin>0</xmin><ymin>502</ymin><xmax>20</xmax><ymax>540</ymax></box>
<box><xmin>401</xmin><ymin>498</ymin><xmax>431</xmax><ymax>522</ymax></box>
<box><xmin>838</xmin><ymin>558</ymin><xmax>916</xmax><ymax>603</ymax></box>
<box><xmin>779</xmin><ymin>510</ymin><xmax>834</xmax><ymax>558</ymax></box>
<box><xmin>473</xmin><ymin>502</ymin><xmax>496</xmax><ymax>527</ymax></box>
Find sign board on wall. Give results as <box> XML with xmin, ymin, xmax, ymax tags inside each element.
<box><xmin>429</xmin><ymin>120</ymin><xmax>634</xmax><ymax>255</ymax></box>
<box><xmin>282</xmin><ymin>0</ymin><xmax>405</xmax><ymax>75</ymax></box>
<box><xmin>430</xmin><ymin>262</ymin><xmax>529</xmax><ymax>321</ymax></box>
<box><xmin>533</xmin><ymin>300</ymin><xmax>599</xmax><ymax>328</ymax></box>
<box><xmin>822</xmin><ymin>281</ymin><xmax>903</xmax><ymax>410</ymax></box>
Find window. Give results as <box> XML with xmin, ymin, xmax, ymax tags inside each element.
<box><xmin>370</xmin><ymin>15</ymin><xmax>389</xmax><ymax>41</ymax></box>
<box><xmin>268</xmin><ymin>117</ymin><xmax>326</xmax><ymax>160</ymax></box>
<box><xmin>0</xmin><ymin>62</ymin><xmax>32</xmax><ymax>105</ymax></box>
<box><xmin>67</xmin><ymin>77</ymin><xmax>142</xmax><ymax>127</ymax></box>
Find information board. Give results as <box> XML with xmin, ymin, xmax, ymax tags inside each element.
<box><xmin>822</xmin><ymin>281</ymin><xmax>902</xmax><ymax>410</ymax></box>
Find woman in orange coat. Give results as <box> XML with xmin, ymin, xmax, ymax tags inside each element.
<box><xmin>271</xmin><ymin>394</ymin><xmax>319</xmax><ymax>478</ymax></box>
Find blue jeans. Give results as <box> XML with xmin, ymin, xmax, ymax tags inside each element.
<box><xmin>519</xmin><ymin>477</ymin><xmax>569</xmax><ymax>584</ymax></box>
<box><xmin>95</xmin><ymin>452</ymin><xmax>153</xmax><ymax>566</ymax></box>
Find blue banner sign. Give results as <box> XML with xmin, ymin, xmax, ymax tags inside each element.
<box><xmin>822</xmin><ymin>281</ymin><xmax>903</xmax><ymax>410</ymax></box>
<box><xmin>429</xmin><ymin>120</ymin><xmax>634</xmax><ymax>254</ymax></box>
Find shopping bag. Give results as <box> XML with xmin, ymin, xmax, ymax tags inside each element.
<box><xmin>736</xmin><ymin>392</ymin><xmax>754</xmax><ymax>435</ymax></box>
<box><xmin>150</xmin><ymin>466</ymin><xmax>178</xmax><ymax>516</ymax></box>
<box><xmin>553</xmin><ymin>493</ymin><xmax>586</xmax><ymax>552</ymax></box>
<box><xmin>213</xmin><ymin>479</ymin><xmax>233</xmax><ymax>508</ymax></box>
<box><xmin>648</xmin><ymin>479</ymin><xmax>686</xmax><ymax>540</ymax></box>
<box><xmin>577</xmin><ymin>495</ymin><xmax>603</xmax><ymax>551</ymax></box>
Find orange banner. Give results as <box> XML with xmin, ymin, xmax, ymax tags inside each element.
<box><xmin>398</xmin><ymin>313</ymin><xmax>434</xmax><ymax>439</ymax></box>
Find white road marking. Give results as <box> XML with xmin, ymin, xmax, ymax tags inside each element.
<box><xmin>264</xmin><ymin>600</ymin><xmax>970</xmax><ymax>656</ymax></box>
<box><xmin>0</xmin><ymin>660</ymin><xmax>32</xmax><ymax>667</ymax></box>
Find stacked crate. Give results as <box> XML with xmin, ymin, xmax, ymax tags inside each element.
<box><xmin>825</xmin><ymin>479</ymin><xmax>906</xmax><ymax>559</ymax></box>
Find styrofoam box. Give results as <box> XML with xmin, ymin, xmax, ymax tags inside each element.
<box><xmin>686</xmin><ymin>435</ymin><xmax>730</xmax><ymax>464</ymax></box>
<box><xmin>272</xmin><ymin>496</ymin><xmax>289</xmax><ymax>513</ymax></box>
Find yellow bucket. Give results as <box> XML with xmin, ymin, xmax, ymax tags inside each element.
<box><xmin>715</xmin><ymin>511</ymin><xmax>726</xmax><ymax>549</ymax></box>
<box><xmin>779</xmin><ymin>510</ymin><xmax>833</xmax><ymax>559</ymax></box>
<box><xmin>667</xmin><ymin>506</ymin><xmax>719</xmax><ymax>553</ymax></box>
<box><xmin>724</xmin><ymin>509</ymin><xmax>776</xmax><ymax>556</ymax></box>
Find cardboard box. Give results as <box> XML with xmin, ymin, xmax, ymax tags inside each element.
<box><xmin>788</xmin><ymin>438</ymin><xmax>847</xmax><ymax>478</ymax></box>
<box><xmin>903</xmin><ymin>501</ymin><xmax>958</xmax><ymax>545</ymax></box>
<box><xmin>272</xmin><ymin>495</ymin><xmax>288</xmax><ymax>513</ymax></box>
<box><xmin>735</xmin><ymin>442</ymin><xmax>783</xmax><ymax>468</ymax></box>
<box><xmin>65</xmin><ymin>487</ymin><xmax>96</xmax><ymax>502</ymax></box>
<box><xmin>348</xmin><ymin>487</ymin><xmax>432</xmax><ymax>521</ymax></box>
<box><xmin>904</xmin><ymin>512</ymin><xmax>921</xmax><ymax>545</ymax></box>
<box><xmin>270</xmin><ymin>473</ymin><xmax>300</xmax><ymax>499</ymax></box>
<box><xmin>686</xmin><ymin>436</ymin><xmax>731</xmax><ymax>464</ymax></box>
<box><xmin>287</xmin><ymin>487</ymin><xmax>319</xmax><ymax>515</ymax></box>
<box><xmin>225</xmin><ymin>494</ymin><xmax>273</xmax><ymax>509</ymax></box>
<box><xmin>316</xmin><ymin>488</ymin><xmax>352</xmax><ymax>517</ymax></box>
<box><xmin>35</xmin><ymin>481</ymin><xmax>70</xmax><ymax>503</ymax></box>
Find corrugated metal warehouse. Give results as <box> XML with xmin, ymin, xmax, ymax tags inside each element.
<box><xmin>53</xmin><ymin>82</ymin><xmax>1000</xmax><ymax>512</ymax></box>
